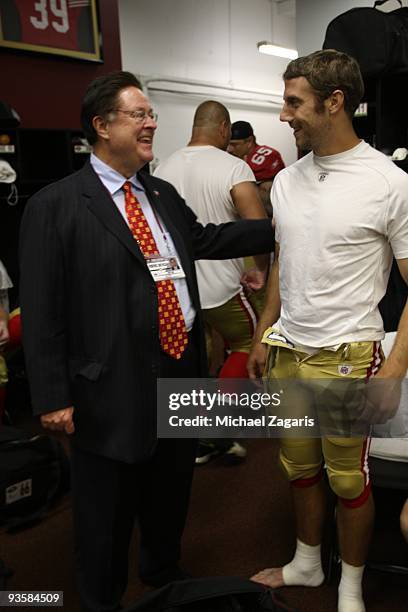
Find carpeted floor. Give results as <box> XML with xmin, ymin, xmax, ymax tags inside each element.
<box><xmin>1</xmin><ymin>438</ymin><xmax>407</xmax><ymax>611</ymax></box>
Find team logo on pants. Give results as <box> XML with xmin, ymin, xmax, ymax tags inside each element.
<box><xmin>338</xmin><ymin>364</ymin><xmax>353</xmax><ymax>376</ymax></box>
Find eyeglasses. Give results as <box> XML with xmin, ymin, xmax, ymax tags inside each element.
<box><xmin>113</xmin><ymin>108</ymin><xmax>158</xmax><ymax>123</ymax></box>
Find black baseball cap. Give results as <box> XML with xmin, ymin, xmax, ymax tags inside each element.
<box><xmin>230</xmin><ymin>121</ymin><xmax>254</xmax><ymax>140</ymax></box>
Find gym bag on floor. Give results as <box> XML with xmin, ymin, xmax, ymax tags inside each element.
<box><xmin>124</xmin><ymin>576</ymin><xmax>298</xmax><ymax>611</ymax></box>
<box><xmin>323</xmin><ymin>0</ymin><xmax>408</xmax><ymax>77</ymax></box>
<box><xmin>0</xmin><ymin>427</ymin><xmax>70</xmax><ymax>531</ymax></box>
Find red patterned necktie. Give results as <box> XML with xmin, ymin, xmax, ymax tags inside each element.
<box><xmin>122</xmin><ymin>181</ymin><xmax>188</xmax><ymax>359</ymax></box>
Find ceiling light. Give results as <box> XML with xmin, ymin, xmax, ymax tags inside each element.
<box><xmin>257</xmin><ymin>41</ymin><xmax>298</xmax><ymax>60</ymax></box>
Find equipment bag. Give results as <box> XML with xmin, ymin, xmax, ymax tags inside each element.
<box><xmin>124</xmin><ymin>576</ymin><xmax>298</xmax><ymax>612</ymax></box>
<box><xmin>323</xmin><ymin>0</ymin><xmax>408</xmax><ymax>77</ymax></box>
<box><xmin>0</xmin><ymin>427</ymin><xmax>70</xmax><ymax>531</ymax></box>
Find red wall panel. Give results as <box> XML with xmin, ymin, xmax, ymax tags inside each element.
<box><xmin>0</xmin><ymin>0</ymin><xmax>122</xmax><ymax>129</ymax></box>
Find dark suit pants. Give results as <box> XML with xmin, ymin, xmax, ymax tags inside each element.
<box><xmin>70</xmin><ymin>338</ymin><xmax>200</xmax><ymax>612</ymax></box>
<box><xmin>71</xmin><ymin>438</ymin><xmax>197</xmax><ymax>612</ymax></box>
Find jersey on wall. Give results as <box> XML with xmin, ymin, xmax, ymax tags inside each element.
<box><xmin>0</xmin><ymin>0</ymin><xmax>100</xmax><ymax>59</ymax></box>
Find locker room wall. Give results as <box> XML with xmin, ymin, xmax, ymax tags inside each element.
<box><xmin>119</xmin><ymin>0</ymin><xmax>298</xmax><ymax>167</ymax></box>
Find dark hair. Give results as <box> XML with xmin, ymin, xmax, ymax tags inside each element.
<box><xmin>81</xmin><ymin>71</ymin><xmax>143</xmax><ymax>145</ymax></box>
<box><xmin>283</xmin><ymin>49</ymin><xmax>364</xmax><ymax>120</ymax></box>
<box><xmin>231</xmin><ymin>121</ymin><xmax>254</xmax><ymax>140</ymax></box>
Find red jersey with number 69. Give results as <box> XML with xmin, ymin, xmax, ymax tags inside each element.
<box><xmin>245</xmin><ymin>144</ymin><xmax>285</xmax><ymax>182</ymax></box>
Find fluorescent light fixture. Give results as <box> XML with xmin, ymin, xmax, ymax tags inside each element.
<box><xmin>257</xmin><ymin>41</ymin><xmax>298</xmax><ymax>59</ymax></box>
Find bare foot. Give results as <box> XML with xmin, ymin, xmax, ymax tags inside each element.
<box><xmin>250</xmin><ymin>567</ymin><xmax>285</xmax><ymax>588</ymax></box>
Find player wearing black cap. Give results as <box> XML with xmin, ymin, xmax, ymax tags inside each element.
<box><xmin>228</xmin><ymin>121</ymin><xmax>285</xmax><ymax>216</ymax></box>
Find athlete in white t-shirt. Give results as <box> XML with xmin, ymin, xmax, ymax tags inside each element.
<box><xmin>249</xmin><ymin>50</ymin><xmax>408</xmax><ymax>612</ymax></box>
<box><xmin>155</xmin><ymin>101</ymin><xmax>270</xmax><ymax>462</ymax></box>
<box><xmin>274</xmin><ymin>139</ymin><xmax>408</xmax><ymax>349</ymax></box>
<box><xmin>155</xmin><ymin>101</ymin><xmax>269</xmax><ymax>370</ymax></box>
<box><xmin>156</xmin><ymin>143</ymin><xmax>258</xmax><ymax>310</ymax></box>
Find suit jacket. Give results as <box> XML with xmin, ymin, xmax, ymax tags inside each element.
<box><xmin>19</xmin><ymin>162</ymin><xmax>273</xmax><ymax>462</ymax></box>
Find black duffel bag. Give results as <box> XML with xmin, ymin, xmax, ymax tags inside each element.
<box><xmin>124</xmin><ymin>576</ymin><xmax>298</xmax><ymax>612</ymax></box>
<box><xmin>0</xmin><ymin>427</ymin><xmax>70</xmax><ymax>531</ymax></box>
<box><xmin>323</xmin><ymin>0</ymin><xmax>408</xmax><ymax>77</ymax></box>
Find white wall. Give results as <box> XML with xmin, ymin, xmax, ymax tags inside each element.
<box><xmin>119</xmin><ymin>0</ymin><xmax>298</xmax><ymax>167</ymax></box>
<box><xmin>296</xmin><ymin>0</ymin><xmax>403</xmax><ymax>56</ymax></box>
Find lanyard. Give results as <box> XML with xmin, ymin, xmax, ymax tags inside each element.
<box><xmin>150</xmin><ymin>205</ymin><xmax>173</xmax><ymax>257</ymax></box>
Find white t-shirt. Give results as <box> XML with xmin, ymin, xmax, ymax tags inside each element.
<box><xmin>273</xmin><ymin>140</ymin><xmax>408</xmax><ymax>348</ymax></box>
<box><xmin>154</xmin><ymin>145</ymin><xmax>256</xmax><ymax>308</ymax></box>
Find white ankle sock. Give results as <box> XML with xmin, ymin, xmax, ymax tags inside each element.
<box><xmin>338</xmin><ymin>560</ymin><xmax>365</xmax><ymax>612</ymax></box>
<box><xmin>282</xmin><ymin>539</ymin><xmax>325</xmax><ymax>586</ymax></box>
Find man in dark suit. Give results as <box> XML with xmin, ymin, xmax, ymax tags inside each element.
<box><xmin>19</xmin><ymin>71</ymin><xmax>273</xmax><ymax>612</ymax></box>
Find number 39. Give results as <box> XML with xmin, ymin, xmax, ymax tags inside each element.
<box><xmin>30</xmin><ymin>0</ymin><xmax>69</xmax><ymax>33</ymax></box>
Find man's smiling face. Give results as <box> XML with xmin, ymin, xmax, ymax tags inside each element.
<box><xmin>280</xmin><ymin>76</ymin><xmax>330</xmax><ymax>153</ymax></box>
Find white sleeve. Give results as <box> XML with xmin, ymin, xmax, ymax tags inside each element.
<box><xmin>271</xmin><ymin>176</ymin><xmax>281</xmax><ymax>243</ymax></box>
<box><xmin>227</xmin><ymin>159</ymin><xmax>256</xmax><ymax>191</ymax></box>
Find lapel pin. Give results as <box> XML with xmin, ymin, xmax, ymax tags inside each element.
<box><xmin>153</xmin><ymin>190</ymin><xmax>160</xmax><ymax>196</ymax></box>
